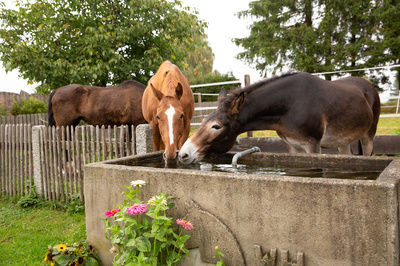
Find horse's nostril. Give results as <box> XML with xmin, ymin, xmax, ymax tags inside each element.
<box><xmin>181</xmin><ymin>153</ymin><xmax>189</xmax><ymax>159</ymax></box>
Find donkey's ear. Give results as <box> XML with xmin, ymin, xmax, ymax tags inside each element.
<box><xmin>218</xmin><ymin>87</ymin><xmax>227</xmax><ymax>101</ymax></box>
<box><xmin>150</xmin><ymin>83</ymin><xmax>164</xmax><ymax>101</ymax></box>
<box><xmin>175</xmin><ymin>82</ymin><xmax>183</xmax><ymax>100</ymax></box>
<box><xmin>231</xmin><ymin>92</ymin><xmax>246</xmax><ymax>115</ymax></box>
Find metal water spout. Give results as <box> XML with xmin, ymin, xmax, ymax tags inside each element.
<box><xmin>232</xmin><ymin>146</ymin><xmax>261</xmax><ymax>167</ymax></box>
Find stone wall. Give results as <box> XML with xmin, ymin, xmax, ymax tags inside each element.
<box><xmin>84</xmin><ymin>152</ymin><xmax>400</xmax><ymax>266</ymax></box>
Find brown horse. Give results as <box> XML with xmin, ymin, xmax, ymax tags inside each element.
<box><xmin>179</xmin><ymin>72</ymin><xmax>380</xmax><ymax>164</ymax></box>
<box><xmin>142</xmin><ymin>60</ymin><xmax>194</xmax><ymax>161</ymax></box>
<box><xmin>48</xmin><ymin>80</ymin><xmax>146</xmax><ymax>127</ymax></box>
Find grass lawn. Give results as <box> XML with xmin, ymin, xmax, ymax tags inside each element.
<box><xmin>0</xmin><ymin>197</ymin><xmax>86</xmax><ymax>266</ymax></box>
<box><xmin>190</xmin><ymin>116</ymin><xmax>400</xmax><ymax>137</ymax></box>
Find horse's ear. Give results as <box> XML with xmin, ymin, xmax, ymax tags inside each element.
<box><xmin>150</xmin><ymin>83</ymin><xmax>164</xmax><ymax>101</ymax></box>
<box><xmin>231</xmin><ymin>92</ymin><xmax>246</xmax><ymax>115</ymax></box>
<box><xmin>175</xmin><ymin>82</ymin><xmax>183</xmax><ymax>100</ymax></box>
<box><xmin>218</xmin><ymin>87</ymin><xmax>227</xmax><ymax>101</ymax></box>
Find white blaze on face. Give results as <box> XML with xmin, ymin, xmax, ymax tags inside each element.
<box><xmin>165</xmin><ymin>105</ymin><xmax>176</xmax><ymax>145</ymax></box>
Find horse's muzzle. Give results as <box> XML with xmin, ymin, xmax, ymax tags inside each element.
<box><xmin>163</xmin><ymin>151</ymin><xmax>178</xmax><ymax>162</ymax></box>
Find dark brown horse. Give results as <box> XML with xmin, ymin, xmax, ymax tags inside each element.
<box><xmin>48</xmin><ymin>80</ymin><xmax>146</xmax><ymax>127</ymax></box>
<box><xmin>142</xmin><ymin>60</ymin><xmax>194</xmax><ymax>161</ymax></box>
<box><xmin>179</xmin><ymin>72</ymin><xmax>380</xmax><ymax>164</ymax></box>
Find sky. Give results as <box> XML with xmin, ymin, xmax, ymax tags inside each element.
<box><xmin>0</xmin><ymin>0</ymin><xmax>261</xmax><ymax>94</ymax></box>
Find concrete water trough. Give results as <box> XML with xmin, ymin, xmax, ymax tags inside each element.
<box><xmin>84</xmin><ymin>151</ymin><xmax>400</xmax><ymax>266</ymax></box>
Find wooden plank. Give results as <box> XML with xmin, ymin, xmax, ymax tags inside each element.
<box><xmin>107</xmin><ymin>126</ymin><xmax>112</xmax><ymax>160</ymax></box>
<box><xmin>5</xmin><ymin>125</ymin><xmax>10</xmax><ymax>195</ymax></box>
<box><xmin>19</xmin><ymin>124</ymin><xmax>24</xmax><ymax>195</ymax></box>
<box><xmin>61</xmin><ymin>126</ymin><xmax>69</xmax><ymax>198</ymax></box>
<box><xmin>16</xmin><ymin>124</ymin><xmax>21</xmax><ymax>195</ymax></box>
<box><xmin>0</xmin><ymin>125</ymin><xmax>4</xmax><ymax>196</ymax></box>
<box><xmin>81</xmin><ymin>126</ymin><xmax>87</xmax><ymax>165</ymax></box>
<box><xmin>38</xmin><ymin>126</ymin><xmax>47</xmax><ymax>200</ymax></box>
<box><xmin>90</xmin><ymin>126</ymin><xmax>95</xmax><ymax>163</ymax></box>
<box><xmin>72</xmin><ymin>126</ymin><xmax>79</xmax><ymax>195</ymax></box>
<box><xmin>23</xmin><ymin>125</ymin><xmax>28</xmax><ymax>194</ymax></box>
<box><xmin>44</xmin><ymin>126</ymin><xmax>52</xmax><ymax>200</ymax></box>
<box><xmin>96</xmin><ymin>126</ymin><xmax>100</xmax><ymax>162</ymax></box>
<box><xmin>101</xmin><ymin>126</ymin><xmax>106</xmax><ymax>161</ymax></box>
<box><xmin>113</xmin><ymin>125</ymin><xmax>118</xmax><ymax>159</ymax></box>
<box><xmin>67</xmin><ymin>126</ymin><xmax>74</xmax><ymax>197</ymax></box>
<box><xmin>11</xmin><ymin>125</ymin><xmax>16</xmax><ymax>196</ymax></box>
<box><xmin>131</xmin><ymin>125</ymin><xmax>136</xmax><ymax>155</ymax></box>
<box><xmin>119</xmin><ymin>126</ymin><xmax>124</xmax><ymax>158</ymax></box>
<box><xmin>51</xmin><ymin>126</ymin><xmax>59</xmax><ymax>200</ymax></box>
<box><xmin>28</xmin><ymin>125</ymin><xmax>33</xmax><ymax>194</ymax></box>
<box><xmin>56</xmin><ymin>127</ymin><xmax>65</xmax><ymax>201</ymax></box>
<box><xmin>75</xmin><ymin>127</ymin><xmax>84</xmax><ymax>201</ymax></box>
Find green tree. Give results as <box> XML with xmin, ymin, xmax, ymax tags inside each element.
<box><xmin>182</xmin><ymin>33</ymin><xmax>214</xmax><ymax>82</ymax></box>
<box><xmin>0</xmin><ymin>0</ymin><xmax>206</xmax><ymax>94</ymax></box>
<box><xmin>234</xmin><ymin>0</ymin><xmax>399</xmax><ymax>87</ymax></box>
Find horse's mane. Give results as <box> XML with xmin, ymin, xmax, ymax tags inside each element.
<box><xmin>228</xmin><ymin>72</ymin><xmax>299</xmax><ymax>98</ymax></box>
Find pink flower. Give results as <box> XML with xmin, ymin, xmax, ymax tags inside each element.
<box><xmin>176</xmin><ymin>219</ymin><xmax>194</xmax><ymax>230</ymax></box>
<box><xmin>127</xmin><ymin>204</ymin><xmax>147</xmax><ymax>216</ymax></box>
<box><xmin>105</xmin><ymin>211</ymin><xmax>113</xmax><ymax>217</ymax></box>
<box><xmin>105</xmin><ymin>208</ymin><xmax>121</xmax><ymax>217</ymax></box>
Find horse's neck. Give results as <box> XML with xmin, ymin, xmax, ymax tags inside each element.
<box><xmin>236</xmin><ymin>84</ymin><xmax>291</xmax><ymax>133</ymax></box>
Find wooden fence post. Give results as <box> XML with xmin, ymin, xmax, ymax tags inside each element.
<box><xmin>136</xmin><ymin>124</ymin><xmax>153</xmax><ymax>155</ymax></box>
<box><xmin>32</xmin><ymin>125</ymin><xmax>45</xmax><ymax>196</ymax></box>
<box><xmin>245</xmin><ymin>74</ymin><xmax>253</xmax><ymax>137</ymax></box>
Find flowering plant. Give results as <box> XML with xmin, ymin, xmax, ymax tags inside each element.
<box><xmin>103</xmin><ymin>180</ymin><xmax>193</xmax><ymax>265</ymax></box>
<box><xmin>43</xmin><ymin>242</ymin><xmax>100</xmax><ymax>266</ymax></box>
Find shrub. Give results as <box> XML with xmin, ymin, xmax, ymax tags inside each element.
<box><xmin>0</xmin><ymin>104</ymin><xmax>8</xmax><ymax>116</ymax></box>
<box><xmin>11</xmin><ymin>96</ymin><xmax>47</xmax><ymax>115</ymax></box>
<box><xmin>103</xmin><ymin>180</ymin><xmax>192</xmax><ymax>265</ymax></box>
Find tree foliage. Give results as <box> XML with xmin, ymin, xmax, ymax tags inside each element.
<box><xmin>0</xmin><ymin>0</ymin><xmax>206</xmax><ymax>94</ymax></box>
<box><xmin>182</xmin><ymin>33</ymin><xmax>214</xmax><ymax>82</ymax></box>
<box><xmin>234</xmin><ymin>0</ymin><xmax>400</xmax><ymax>87</ymax></box>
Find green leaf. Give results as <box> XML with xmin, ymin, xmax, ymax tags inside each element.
<box><xmin>136</xmin><ymin>237</ymin><xmax>151</xmax><ymax>252</ymax></box>
<box><xmin>84</xmin><ymin>256</ymin><xmax>100</xmax><ymax>266</ymax></box>
<box><xmin>126</xmin><ymin>238</ymin><xmax>136</xmax><ymax>247</ymax></box>
<box><xmin>52</xmin><ymin>254</ymin><xmax>71</xmax><ymax>266</ymax></box>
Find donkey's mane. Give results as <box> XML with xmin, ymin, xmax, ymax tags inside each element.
<box><xmin>228</xmin><ymin>72</ymin><xmax>299</xmax><ymax>99</ymax></box>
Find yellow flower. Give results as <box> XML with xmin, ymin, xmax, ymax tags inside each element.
<box><xmin>43</xmin><ymin>254</ymin><xmax>47</xmax><ymax>262</ymax></box>
<box><xmin>57</xmin><ymin>244</ymin><xmax>67</xmax><ymax>252</ymax></box>
<box><xmin>51</xmin><ymin>262</ymin><xmax>55</xmax><ymax>266</ymax></box>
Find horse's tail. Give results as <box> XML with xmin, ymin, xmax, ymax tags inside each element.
<box><xmin>359</xmin><ymin>83</ymin><xmax>381</xmax><ymax>155</ymax></box>
<box><xmin>367</xmin><ymin>85</ymin><xmax>381</xmax><ymax>139</ymax></box>
<box><xmin>48</xmin><ymin>90</ymin><xmax>57</xmax><ymax>127</ymax></box>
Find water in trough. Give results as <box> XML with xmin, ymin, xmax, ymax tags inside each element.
<box><xmin>123</xmin><ymin>154</ymin><xmax>382</xmax><ymax>180</ymax></box>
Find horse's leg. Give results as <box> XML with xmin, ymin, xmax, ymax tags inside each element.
<box><xmin>360</xmin><ymin>136</ymin><xmax>374</xmax><ymax>156</ymax></box>
<box><xmin>303</xmin><ymin>140</ymin><xmax>321</xmax><ymax>154</ymax></box>
<box><xmin>338</xmin><ymin>145</ymin><xmax>352</xmax><ymax>155</ymax></box>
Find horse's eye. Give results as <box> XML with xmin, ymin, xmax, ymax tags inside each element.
<box><xmin>211</xmin><ymin>124</ymin><xmax>221</xmax><ymax>130</ymax></box>
<box><xmin>180</xmin><ymin>114</ymin><xmax>184</xmax><ymax>119</ymax></box>
<box><xmin>156</xmin><ymin>115</ymin><xmax>160</xmax><ymax>120</ymax></box>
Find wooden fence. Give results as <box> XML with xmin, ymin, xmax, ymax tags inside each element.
<box><xmin>0</xmin><ymin>124</ymin><xmax>34</xmax><ymax>197</ymax></box>
<box><xmin>1</xmin><ymin>124</ymin><xmax>137</xmax><ymax>201</ymax></box>
<box><xmin>0</xmin><ymin>113</ymin><xmax>47</xmax><ymax>125</ymax></box>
